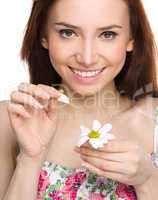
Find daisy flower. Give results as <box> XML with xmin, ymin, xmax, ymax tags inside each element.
<box><xmin>77</xmin><ymin>120</ymin><xmax>115</xmax><ymax>149</ymax></box>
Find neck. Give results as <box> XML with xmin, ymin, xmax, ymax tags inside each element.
<box><xmin>59</xmin><ymin>81</ymin><xmax>133</xmax><ymax>120</ymax></box>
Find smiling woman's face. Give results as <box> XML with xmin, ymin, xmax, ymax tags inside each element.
<box><xmin>42</xmin><ymin>0</ymin><xmax>133</xmax><ymax>96</ymax></box>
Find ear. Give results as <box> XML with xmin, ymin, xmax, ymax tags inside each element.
<box><xmin>41</xmin><ymin>38</ymin><xmax>49</xmax><ymax>49</ymax></box>
<box><xmin>126</xmin><ymin>39</ymin><xmax>134</xmax><ymax>52</ymax></box>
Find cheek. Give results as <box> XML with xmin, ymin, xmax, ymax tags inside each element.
<box><xmin>47</xmin><ymin>37</ymin><xmax>71</xmax><ymax>67</ymax></box>
<box><xmin>107</xmin><ymin>45</ymin><xmax>127</xmax><ymax>67</ymax></box>
<box><xmin>103</xmin><ymin>45</ymin><xmax>127</xmax><ymax>79</ymax></box>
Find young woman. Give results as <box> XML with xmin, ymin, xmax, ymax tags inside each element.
<box><xmin>1</xmin><ymin>0</ymin><xmax>158</xmax><ymax>199</ymax></box>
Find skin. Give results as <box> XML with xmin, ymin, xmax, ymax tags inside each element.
<box><xmin>42</xmin><ymin>0</ymin><xmax>133</xmax><ymax>104</ymax></box>
<box><xmin>39</xmin><ymin>0</ymin><xmax>157</xmax><ymax>192</ymax></box>
<box><xmin>4</xmin><ymin>0</ymin><xmax>158</xmax><ymax>198</ymax></box>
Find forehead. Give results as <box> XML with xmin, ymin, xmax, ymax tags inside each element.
<box><xmin>48</xmin><ymin>0</ymin><xmax>129</xmax><ymax>27</ymax></box>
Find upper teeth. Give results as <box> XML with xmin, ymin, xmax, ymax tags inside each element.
<box><xmin>71</xmin><ymin>68</ymin><xmax>103</xmax><ymax>77</ymax></box>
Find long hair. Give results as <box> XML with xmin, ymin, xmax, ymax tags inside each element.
<box><xmin>21</xmin><ymin>0</ymin><xmax>158</xmax><ymax>100</ymax></box>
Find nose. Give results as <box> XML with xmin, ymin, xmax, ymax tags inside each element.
<box><xmin>75</xmin><ymin>39</ymin><xmax>99</xmax><ymax>67</ymax></box>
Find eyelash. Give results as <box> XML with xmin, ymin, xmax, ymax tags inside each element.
<box><xmin>58</xmin><ymin>29</ymin><xmax>118</xmax><ymax>40</ymax></box>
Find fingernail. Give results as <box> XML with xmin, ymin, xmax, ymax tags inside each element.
<box><xmin>24</xmin><ymin>112</ymin><xmax>31</xmax><ymax>118</ymax></box>
<box><xmin>34</xmin><ymin>102</ymin><xmax>43</xmax><ymax>109</ymax></box>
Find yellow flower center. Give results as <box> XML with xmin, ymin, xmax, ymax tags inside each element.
<box><xmin>88</xmin><ymin>130</ymin><xmax>100</xmax><ymax>138</ymax></box>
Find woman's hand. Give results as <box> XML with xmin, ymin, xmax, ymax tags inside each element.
<box><xmin>7</xmin><ymin>82</ymin><xmax>62</xmax><ymax>158</ymax></box>
<box><xmin>74</xmin><ymin>140</ymin><xmax>155</xmax><ymax>187</ymax></box>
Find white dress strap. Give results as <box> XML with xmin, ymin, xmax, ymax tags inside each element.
<box><xmin>151</xmin><ymin>107</ymin><xmax>158</xmax><ymax>169</ymax></box>
<box><xmin>154</xmin><ymin>107</ymin><xmax>158</xmax><ymax>153</ymax></box>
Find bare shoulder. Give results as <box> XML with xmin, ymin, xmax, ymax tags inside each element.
<box><xmin>129</xmin><ymin>95</ymin><xmax>158</xmax><ymax>152</ymax></box>
<box><xmin>0</xmin><ymin>100</ymin><xmax>17</xmax><ymax>147</ymax></box>
<box><xmin>133</xmin><ymin>95</ymin><xmax>158</xmax><ymax>120</ymax></box>
<box><xmin>0</xmin><ymin>100</ymin><xmax>18</xmax><ymax>198</ymax></box>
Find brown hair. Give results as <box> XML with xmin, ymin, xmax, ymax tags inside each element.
<box><xmin>21</xmin><ymin>0</ymin><xmax>158</xmax><ymax>100</ymax></box>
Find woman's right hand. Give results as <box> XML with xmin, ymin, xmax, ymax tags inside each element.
<box><xmin>7</xmin><ymin>82</ymin><xmax>62</xmax><ymax>158</ymax></box>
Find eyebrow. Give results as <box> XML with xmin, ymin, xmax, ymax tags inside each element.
<box><xmin>53</xmin><ymin>22</ymin><xmax>123</xmax><ymax>31</ymax></box>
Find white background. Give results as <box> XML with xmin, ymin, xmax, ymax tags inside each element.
<box><xmin>0</xmin><ymin>0</ymin><xmax>157</xmax><ymax>100</ymax></box>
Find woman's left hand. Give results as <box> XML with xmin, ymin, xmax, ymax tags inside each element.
<box><xmin>74</xmin><ymin>140</ymin><xmax>155</xmax><ymax>187</ymax></box>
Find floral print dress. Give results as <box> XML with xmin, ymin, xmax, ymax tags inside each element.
<box><xmin>37</xmin><ymin>161</ymin><xmax>136</xmax><ymax>200</ymax></box>
<box><xmin>37</xmin><ymin>107</ymin><xmax>158</xmax><ymax>200</ymax></box>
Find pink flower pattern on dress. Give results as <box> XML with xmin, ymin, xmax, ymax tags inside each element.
<box><xmin>36</xmin><ymin>107</ymin><xmax>158</xmax><ymax>199</ymax></box>
<box><xmin>37</xmin><ymin>170</ymin><xmax>49</xmax><ymax>200</ymax></box>
<box><xmin>63</xmin><ymin>171</ymin><xmax>86</xmax><ymax>200</ymax></box>
<box><xmin>116</xmin><ymin>183</ymin><xmax>137</xmax><ymax>200</ymax></box>
<box><xmin>37</xmin><ymin>161</ymin><xmax>137</xmax><ymax>200</ymax></box>
<box><xmin>89</xmin><ymin>192</ymin><xmax>105</xmax><ymax>200</ymax></box>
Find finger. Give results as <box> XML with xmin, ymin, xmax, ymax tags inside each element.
<box><xmin>89</xmin><ymin>140</ymin><xmax>134</xmax><ymax>153</ymax></box>
<box><xmin>80</xmin><ymin>155</ymin><xmax>129</xmax><ymax>175</ymax></box>
<box><xmin>46</xmin><ymin>98</ymin><xmax>59</xmax><ymax>120</ymax></box>
<box><xmin>10</xmin><ymin>91</ymin><xmax>43</xmax><ymax>110</ymax></box>
<box><xmin>74</xmin><ymin>140</ymin><xmax>130</xmax><ymax>153</ymax></box>
<box><xmin>37</xmin><ymin>84</ymin><xmax>62</xmax><ymax>97</ymax></box>
<box><xmin>81</xmin><ymin>160</ymin><xmax>125</xmax><ymax>183</ymax></box>
<box><xmin>18</xmin><ymin>82</ymin><xmax>51</xmax><ymax>100</ymax></box>
<box><xmin>75</xmin><ymin>146</ymin><xmax>127</xmax><ymax>162</ymax></box>
<box><xmin>76</xmin><ymin>140</ymin><xmax>130</xmax><ymax>153</ymax></box>
<box><xmin>7</xmin><ymin>101</ymin><xmax>31</xmax><ymax>118</ymax></box>
<box><xmin>18</xmin><ymin>82</ymin><xmax>61</xmax><ymax>100</ymax></box>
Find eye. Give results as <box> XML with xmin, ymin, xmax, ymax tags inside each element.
<box><xmin>58</xmin><ymin>29</ymin><xmax>76</xmax><ymax>38</ymax></box>
<box><xmin>101</xmin><ymin>31</ymin><xmax>118</xmax><ymax>40</ymax></box>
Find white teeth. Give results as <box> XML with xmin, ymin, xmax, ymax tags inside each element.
<box><xmin>71</xmin><ymin>68</ymin><xmax>103</xmax><ymax>77</ymax></box>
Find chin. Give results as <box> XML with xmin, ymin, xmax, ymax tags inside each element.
<box><xmin>72</xmin><ymin>86</ymin><xmax>102</xmax><ymax>98</ymax></box>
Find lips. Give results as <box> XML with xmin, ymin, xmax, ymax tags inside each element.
<box><xmin>67</xmin><ymin>65</ymin><xmax>106</xmax><ymax>84</ymax></box>
<box><xmin>68</xmin><ymin>66</ymin><xmax>106</xmax><ymax>72</ymax></box>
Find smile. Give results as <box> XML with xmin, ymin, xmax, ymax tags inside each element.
<box><xmin>68</xmin><ymin>66</ymin><xmax>106</xmax><ymax>78</ymax></box>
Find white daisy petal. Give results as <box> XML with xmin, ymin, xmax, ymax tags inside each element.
<box><xmin>100</xmin><ymin>132</ymin><xmax>108</xmax><ymax>138</ymax></box>
<box><xmin>103</xmin><ymin>140</ymin><xmax>109</xmax><ymax>145</ymax></box>
<box><xmin>77</xmin><ymin>136</ymin><xmax>89</xmax><ymax>147</ymax></box>
<box><xmin>100</xmin><ymin>133</ymin><xmax>115</xmax><ymax>143</ymax></box>
<box><xmin>96</xmin><ymin>139</ymin><xmax>105</xmax><ymax>148</ymax></box>
<box><xmin>77</xmin><ymin>120</ymin><xmax>116</xmax><ymax>150</ymax></box>
<box><xmin>80</xmin><ymin>125</ymin><xmax>90</xmax><ymax>136</ymax></box>
<box><xmin>89</xmin><ymin>138</ymin><xmax>102</xmax><ymax>149</ymax></box>
<box><xmin>99</xmin><ymin>123</ymin><xmax>112</xmax><ymax>134</ymax></box>
<box><xmin>99</xmin><ymin>137</ymin><xmax>108</xmax><ymax>144</ymax></box>
<box><xmin>98</xmin><ymin>143</ymin><xmax>104</xmax><ymax>148</ymax></box>
<box><xmin>92</xmin><ymin>120</ymin><xmax>102</xmax><ymax>131</ymax></box>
